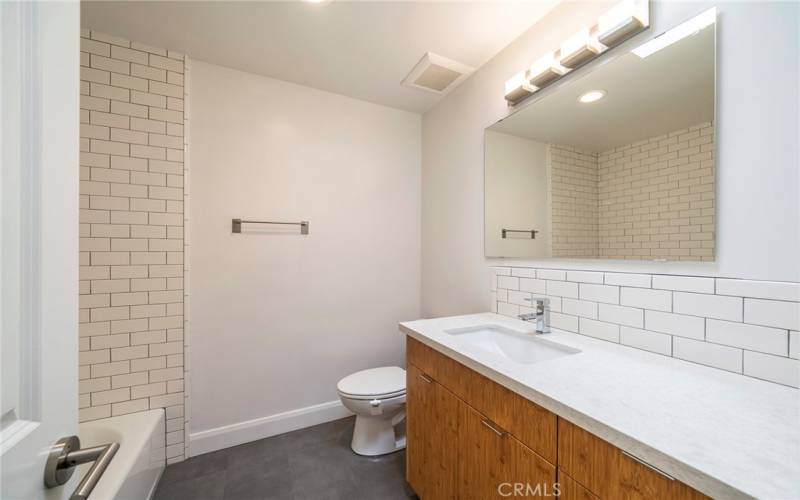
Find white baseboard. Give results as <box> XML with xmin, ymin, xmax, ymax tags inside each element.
<box><xmin>188</xmin><ymin>400</ymin><xmax>353</xmax><ymax>457</ymax></box>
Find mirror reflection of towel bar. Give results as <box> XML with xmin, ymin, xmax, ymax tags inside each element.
<box><xmin>232</xmin><ymin>219</ymin><xmax>309</xmax><ymax>234</ymax></box>
<box><xmin>502</xmin><ymin>228</ymin><xmax>537</xmax><ymax>239</ymax></box>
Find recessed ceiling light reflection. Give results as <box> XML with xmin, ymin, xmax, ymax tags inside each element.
<box><xmin>578</xmin><ymin>90</ymin><xmax>607</xmax><ymax>103</ymax></box>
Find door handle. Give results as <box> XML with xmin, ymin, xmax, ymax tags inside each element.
<box><xmin>621</xmin><ymin>450</ymin><xmax>675</xmax><ymax>481</ymax></box>
<box><xmin>44</xmin><ymin>435</ymin><xmax>120</xmax><ymax>500</ymax></box>
<box><xmin>481</xmin><ymin>418</ymin><xmax>508</xmax><ymax>464</ymax></box>
<box><xmin>417</xmin><ymin>372</ymin><xmax>433</xmax><ymax>383</ymax></box>
<box><xmin>481</xmin><ymin>418</ymin><xmax>506</xmax><ymax>437</ymax></box>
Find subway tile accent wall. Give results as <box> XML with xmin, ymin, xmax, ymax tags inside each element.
<box><xmin>549</xmin><ymin>145</ymin><xmax>599</xmax><ymax>257</ymax></box>
<box><xmin>79</xmin><ymin>30</ymin><xmax>188</xmax><ymax>462</ymax></box>
<box><xmin>546</xmin><ymin>123</ymin><xmax>715</xmax><ymax>261</ymax></box>
<box><xmin>598</xmin><ymin>123</ymin><xmax>715</xmax><ymax>261</ymax></box>
<box><xmin>491</xmin><ymin>266</ymin><xmax>800</xmax><ymax>388</ymax></box>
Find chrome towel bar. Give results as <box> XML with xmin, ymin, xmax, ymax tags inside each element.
<box><xmin>502</xmin><ymin>228</ymin><xmax>537</xmax><ymax>239</ymax></box>
<box><xmin>232</xmin><ymin>219</ymin><xmax>309</xmax><ymax>234</ymax></box>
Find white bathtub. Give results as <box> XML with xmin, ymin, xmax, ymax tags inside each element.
<box><xmin>78</xmin><ymin>409</ymin><xmax>166</xmax><ymax>500</ymax></box>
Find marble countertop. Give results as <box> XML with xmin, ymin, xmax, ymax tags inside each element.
<box><xmin>400</xmin><ymin>313</ymin><xmax>800</xmax><ymax>500</ymax></box>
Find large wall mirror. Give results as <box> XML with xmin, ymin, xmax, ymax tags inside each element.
<box><xmin>485</xmin><ymin>13</ymin><xmax>716</xmax><ymax>261</ymax></box>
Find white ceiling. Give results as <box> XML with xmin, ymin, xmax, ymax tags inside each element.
<box><xmin>490</xmin><ymin>24</ymin><xmax>716</xmax><ymax>152</ymax></box>
<box><xmin>81</xmin><ymin>1</ymin><xmax>561</xmax><ymax>114</ymax></box>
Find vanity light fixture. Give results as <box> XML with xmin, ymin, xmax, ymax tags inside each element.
<box><xmin>504</xmin><ymin>70</ymin><xmax>538</xmax><ymax>105</ymax></box>
<box><xmin>578</xmin><ymin>90</ymin><xmax>606</xmax><ymax>103</ymax></box>
<box><xmin>632</xmin><ymin>8</ymin><xmax>716</xmax><ymax>59</ymax></box>
<box><xmin>528</xmin><ymin>52</ymin><xmax>569</xmax><ymax>88</ymax></box>
<box><xmin>504</xmin><ymin>0</ymin><xmax>649</xmax><ymax>105</ymax></box>
<box><xmin>597</xmin><ymin>0</ymin><xmax>650</xmax><ymax>47</ymax></box>
<box><xmin>559</xmin><ymin>28</ymin><xmax>606</xmax><ymax>69</ymax></box>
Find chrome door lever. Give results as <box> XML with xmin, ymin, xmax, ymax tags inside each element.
<box><xmin>44</xmin><ymin>435</ymin><xmax>119</xmax><ymax>500</ymax></box>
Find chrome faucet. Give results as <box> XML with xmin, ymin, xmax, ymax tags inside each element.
<box><xmin>518</xmin><ymin>297</ymin><xmax>551</xmax><ymax>333</ymax></box>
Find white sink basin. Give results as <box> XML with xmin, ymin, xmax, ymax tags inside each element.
<box><xmin>444</xmin><ymin>324</ymin><xmax>580</xmax><ymax>364</ymax></box>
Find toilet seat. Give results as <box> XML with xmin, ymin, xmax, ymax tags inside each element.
<box><xmin>338</xmin><ymin>388</ymin><xmax>406</xmax><ymax>401</ymax></box>
<box><xmin>337</xmin><ymin>366</ymin><xmax>406</xmax><ymax>401</ymax></box>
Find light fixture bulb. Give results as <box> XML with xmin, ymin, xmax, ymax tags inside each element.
<box><xmin>559</xmin><ymin>28</ymin><xmax>605</xmax><ymax>69</ymax></box>
<box><xmin>597</xmin><ymin>0</ymin><xmax>649</xmax><ymax>47</ymax></box>
<box><xmin>578</xmin><ymin>90</ymin><xmax>606</xmax><ymax>103</ymax></box>
<box><xmin>527</xmin><ymin>52</ymin><xmax>569</xmax><ymax>88</ymax></box>
<box><xmin>504</xmin><ymin>70</ymin><xmax>537</xmax><ymax>104</ymax></box>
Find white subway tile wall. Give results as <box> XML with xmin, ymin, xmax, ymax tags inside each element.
<box><xmin>598</xmin><ymin>123</ymin><xmax>715</xmax><ymax>261</ymax></box>
<box><xmin>491</xmin><ymin>266</ymin><xmax>800</xmax><ymax>388</ymax></box>
<box><xmin>619</xmin><ymin>327</ymin><xmax>672</xmax><ymax>356</ymax></box>
<box><xmin>546</xmin><ymin>124</ymin><xmax>715</xmax><ymax>261</ymax></box>
<box><xmin>790</xmin><ymin>331</ymin><xmax>800</xmax><ymax>360</ymax></box>
<box><xmin>599</xmin><ymin>304</ymin><xmax>643</xmax><ymax>328</ymax></box>
<box><xmin>549</xmin><ymin>145</ymin><xmax>599</xmax><ymax>257</ymax></box>
<box><xmin>563</xmin><ymin>298</ymin><xmax>598</xmax><ymax>320</ymax></box>
<box><xmin>79</xmin><ymin>30</ymin><xmax>187</xmax><ymax>462</ymax></box>
<box><xmin>567</xmin><ymin>270</ymin><xmax>604</xmax><ymax>284</ymax></box>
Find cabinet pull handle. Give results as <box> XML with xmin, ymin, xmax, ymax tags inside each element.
<box><xmin>418</xmin><ymin>373</ymin><xmax>433</xmax><ymax>383</ymax></box>
<box><xmin>481</xmin><ymin>419</ymin><xmax>505</xmax><ymax>437</ymax></box>
<box><xmin>621</xmin><ymin>450</ymin><xmax>675</xmax><ymax>481</ymax></box>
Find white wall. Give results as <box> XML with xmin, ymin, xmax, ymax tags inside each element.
<box><xmin>188</xmin><ymin>60</ymin><xmax>420</xmax><ymax>452</ymax></box>
<box><xmin>421</xmin><ymin>1</ymin><xmax>800</xmax><ymax>317</ymax></box>
<box><xmin>485</xmin><ymin>131</ymin><xmax>550</xmax><ymax>258</ymax></box>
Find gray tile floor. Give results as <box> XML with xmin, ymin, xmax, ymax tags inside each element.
<box><xmin>154</xmin><ymin>416</ymin><xmax>417</xmax><ymax>500</ymax></box>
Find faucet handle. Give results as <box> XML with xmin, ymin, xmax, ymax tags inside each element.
<box><xmin>530</xmin><ymin>297</ymin><xmax>551</xmax><ymax>334</ymax></box>
<box><xmin>522</xmin><ymin>297</ymin><xmax>549</xmax><ymax>310</ymax></box>
<box><xmin>531</xmin><ymin>297</ymin><xmax>550</xmax><ymax>309</ymax></box>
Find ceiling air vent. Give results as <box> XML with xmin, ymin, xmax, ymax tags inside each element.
<box><xmin>402</xmin><ymin>52</ymin><xmax>474</xmax><ymax>95</ymax></box>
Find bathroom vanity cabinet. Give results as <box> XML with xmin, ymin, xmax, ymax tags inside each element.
<box><xmin>406</xmin><ymin>337</ymin><xmax>708</xmax><ymax>500</ymax></box>
<box><xmin>406</xmin><ymin>363</ymin><xmax>459</xmax><ymax>499</ymax></box>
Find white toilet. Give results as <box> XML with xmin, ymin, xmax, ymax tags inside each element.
<box><xmin>337</xmin><ymin>366</ymin><xmax>407</xmax><ymax>456</ymax></box>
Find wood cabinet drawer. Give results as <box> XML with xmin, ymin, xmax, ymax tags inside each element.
<box><xmin>407</xmin><ymin>336</ymin><xmax>461</xmax><ymax>390</ymax></box>
<box><xmin>558</xmin><ymin>419</ymin><xmax>709</xmax><ymax>500</ymax></box>
<box><xmin>407</xmin><ymin>336</ymin><xmax>557</xmax><ymax>464</ymax></box>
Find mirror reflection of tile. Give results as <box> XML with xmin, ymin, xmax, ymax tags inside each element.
<box><xmin>486</xmin><ymin>21</ymin><xmax>716</xmax><ymax>262</ymax></box>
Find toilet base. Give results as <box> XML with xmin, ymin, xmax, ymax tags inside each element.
<box><xmin>350</xmin><ymin>414</ymin><xmax>406</xmax><ymax>456</ymax></box>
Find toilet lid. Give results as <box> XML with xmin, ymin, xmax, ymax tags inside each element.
<box><xmin>337</xmin><ymin>366</ymin><xmax>406</xmax><ymax>399</ymax></box>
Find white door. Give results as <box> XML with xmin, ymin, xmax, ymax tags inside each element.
<box><xmin>1</xmin><ymin>1</ymin><xmax>81</xmax><ymax>499</ymax></box>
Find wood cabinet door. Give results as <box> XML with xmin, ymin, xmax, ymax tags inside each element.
<box><xmin>615</xmin><ymin>451</ymin><xmax>709</xmax><ymax>500</ymax></box>
<box><xmin>458</xmin><ymin>402</ymin><xmax>507</xmax><ymax>499</ymax></box>
<box><xmin>407</xmin><ymin>337</ymin><xmax>557</xmax><ymax>463</ymax></box>
<box><xmin>458</xmin><ymin>402</ymin><xmax>557</xmax><ymax>499</ymax></box>
<box><xmin>558</xmin><ymin>470</ymin><xmax>600</xmax><ymax>500</ymax></box>
<box><xmin>510</xmin><ymin>435</ymin><xmax>559</xmax><ymax>499</ymax></box>
<box><xmin>614</xmin><ymin>450</ymin><xmax>676</xmax><ymax>499</ymax></box>
<box><xmin>558</xmin><ymin>419</ymin><xmax>709</xmax><ymax>500</ymax></box>
<box><xmin>406</xmin><ymin>364</ymin><xmax>459</xmax><ymax>500</ymax></box>
<box><xmin>406</xmin><ymin>364</ymin><xmax>428</xmax><ymax>496</ymax></box>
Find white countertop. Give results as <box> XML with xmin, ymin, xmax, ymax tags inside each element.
<box><xmin>400</xmin><ymin>313</ymin><xmax>800</xmax><ymax>500</ymax></box>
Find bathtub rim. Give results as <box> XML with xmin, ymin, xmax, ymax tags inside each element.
<box><xmin>78</xmin><ymin>408</ymin><xmax>166</xmax><ymax>500</ymax></box>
